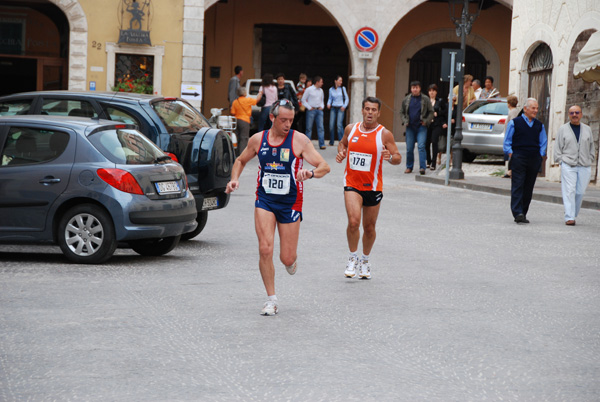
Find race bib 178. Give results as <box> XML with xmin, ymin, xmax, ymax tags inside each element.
<box><xmin>349</xmin><ymin>151</ymin><xmax>372</xmax><ymax>172</ymax></box>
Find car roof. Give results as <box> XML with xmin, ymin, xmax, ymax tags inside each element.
<box><xmin>0</xmin><ymin>90</ymin><xmax>163</xmax><ymax>102</ymax></box>
<box><xmin>0</xmin><ymin>114</ymin><xmax>129</xmax><ymax>130</ymax></box>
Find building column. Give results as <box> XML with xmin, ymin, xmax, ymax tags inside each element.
<box><xmin>348</xmin><ymin>52</ymin><xmax>380</xmax><ymax>125</ymax></box>
<box><xmin>182</xmin><ymin>0</ymin><xmax>204</xmax><ymax>109</ymax></box>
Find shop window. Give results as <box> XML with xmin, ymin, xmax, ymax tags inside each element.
<box><xmin>106</xmin><ymin>43</ymin><xmax>164</xmax><ymax>95</ymax></box>
<box><xmin>114</xmin><ymin>53</ymin><xmax>154</xmax><ymax>94</ymax></box>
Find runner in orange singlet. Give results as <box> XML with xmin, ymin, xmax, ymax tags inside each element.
<box><xmin>335</xmin><ymin>97</ymin><xmax>401</xmax><ymax>279</ymax></box>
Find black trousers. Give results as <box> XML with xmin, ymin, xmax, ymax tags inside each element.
<box><xmin>510</xmin><ymin>153</ymin><xmax>542</xmax><ymax>218</ymax></box>
<box><xmin>426</xmin><ymin>124</ymin><xmax>442</xmax><ymax>166</ymax></box>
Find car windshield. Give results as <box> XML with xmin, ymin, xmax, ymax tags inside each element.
<box><xmin>151</xmin><ymin>99</ymin><xmax>210</xmax><ymax>134</ymax></box>
<box><xmin>88</xmin><ymin>128</ymin><xmax>167</xmax><ymax>165</ymax></box>
<box><xmin>464</xmin><ymin>101</ymin><xmax>508</xmax><ymax>115</ymax></box>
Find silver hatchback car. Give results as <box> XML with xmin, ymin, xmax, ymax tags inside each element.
<box><xmin>0</xmin><ymin>116</ymin><xmax>197</xmax><ymax>263</ymax></box>
<box><xmin>461</xmin><ymin>98</ymin><xmax>509</xmax><ymax>162</ymax></box>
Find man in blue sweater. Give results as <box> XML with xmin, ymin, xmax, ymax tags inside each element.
<box><xmin>503</xmin><ymin>98</ymin><xmax>548</xmax><ymax>224</ymax></box>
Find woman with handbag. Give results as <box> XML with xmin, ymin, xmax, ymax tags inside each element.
<box><xmin>426</xmin><ymin>84</ymin><xmax>447</xmax><ymax>169</ymax></box>
<box><xmin>257</xmin><ymin>73</ymin><xmax>277</xmax><ymax>132</ymax></box>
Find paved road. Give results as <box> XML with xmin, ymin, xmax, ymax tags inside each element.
<box><xmin>1</xmin><ymin>144</ymin><xmax>599</xmax><ymax>401</ymax></box>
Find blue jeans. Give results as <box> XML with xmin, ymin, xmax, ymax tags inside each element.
<box><xmin>306</xmin><ymin>109</ymin><xmax>325</xmax><ymax>147</ymax></box>
<box><xmin>560</xmin><ymin>163</ymin><xmax>592</xmax><ymax>221</ymax></box>
<box><xmin>329</xmin><ymin>107</ymin><xmax>345</xmax><ymax>144</ymax></box>
<box><xmin>405</xmin><ymin>125</ymin><xmax>427</xmax><ymax>170</ymax></box>
<box><xmin>258</xmin><ymin>106</ymin><xmax>272</xmax><ymax>132</ymax></box>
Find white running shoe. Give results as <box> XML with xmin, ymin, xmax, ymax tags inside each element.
<box><xmin>344</xmin><ymin>256</ymin><xmax>358</xmax><ymax>278</ymax></box>
<box><xmin>261</xmin><ymin>300</ymin><xmax>278</xmax><ymax>316</ymax></box>
<box><xmin>285</xmin><ymin>261</ymin><xmax>297</xmax><ymax>275</ymax></box>
<box><xmin>358</xmin><ymin>260</ymin><xmax>371</xmax><ymax>279</ymax></box>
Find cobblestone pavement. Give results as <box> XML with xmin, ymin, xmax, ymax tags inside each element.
<box><xmin>1</xmin><ymin>143</ymin><xmax>599</xmax><ymax>401</ymax></box>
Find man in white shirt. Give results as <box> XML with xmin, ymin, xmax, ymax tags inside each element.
<box><xmin>553</xmin><ymin>105</ymin><xmax>596</xmax><ymax>226</ymax></box>
<box><xmin>472</xmin><ymin>79</ymin><xmax>482</xmax><ymax>100</ymax></box>
<box><xmin>301</xmin><ymin>76</ymin><xmax>326</xmax><ymax>149</ymax></box>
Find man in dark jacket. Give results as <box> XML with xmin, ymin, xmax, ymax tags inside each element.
<box><xmin>400</xmin><ymin>81</ymin><xmax>434</xmax><ymax>175</ymax></box>
<box><xmin>503</xmin><ymin>98</ymin><xmax>548</xmax><ymax>224</ymax></box>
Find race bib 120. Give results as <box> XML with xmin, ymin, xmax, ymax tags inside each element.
<box><xmin>262</xmin><ymin>172</ymin><xmax>291</xmax><ymax>195</ymax></box>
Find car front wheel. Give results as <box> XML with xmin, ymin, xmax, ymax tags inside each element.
<box><xmin>129</xmin><ymin>235</ymin><xmax>181</xmax><ymax>256</ymax></box>
<box><xmin>58</xmin><ymin>204</ymin><xmax>117</xmax><ymax>264</ymax></box>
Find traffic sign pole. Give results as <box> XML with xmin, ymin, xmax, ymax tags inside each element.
<box><xmin>354</xmin><ymin>27</ymin><xmax>378</xmax><ymax>101</ymax></box>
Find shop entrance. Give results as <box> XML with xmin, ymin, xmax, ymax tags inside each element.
<box><xmin>0</xmin><ymin>0</ymin><xmax>69</xmax><ymax>96</ymax></box>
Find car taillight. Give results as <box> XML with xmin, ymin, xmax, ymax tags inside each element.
<box><xmin>97</xmin><ymin>168</ymin><xmax>144</xmax><ymax>195</ymax></box>
<box><xmin>164</xmin><ymin>97</ymin><xmax>177</xmax><ymax>101</ymax></box>
<box><xmin>498</xmin><ymin>118</ymin><xmax>506</xmax><ymax>124</ymax></box>
<box><xmin>183</xmin><ymin>174</ymin><xmax>189</xmax><ymax>190</ymax></box>
<box><xmin>165</xmin><ymin>152</ymin><xmax>179</xmax><ymax>163</ymax></box>
<box><xmin>462</xmin><ymin>116</ymin><xmax>465</xmax><ymax>122</ymax></box>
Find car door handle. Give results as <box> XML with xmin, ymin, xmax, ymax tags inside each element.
<box><xmin>39</xmin><ymin>177</ymin><xmax>61</xmax><ymax>184</ymax></box>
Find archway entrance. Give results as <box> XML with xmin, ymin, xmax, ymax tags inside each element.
<box><xmin>0</xmin><ymin>0</ymin><xmax>68</xmax><ymax>96</ymax></box>
<box><xmin>408</xmin><ymin>43</ymin><xmax>487</xmax><ymax>100</ymax></box>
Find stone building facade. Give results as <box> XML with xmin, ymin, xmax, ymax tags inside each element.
<box><xmin>508</xmin><ymin>0</ymin><xmax>600</xmax><ymax>185</ymax></box>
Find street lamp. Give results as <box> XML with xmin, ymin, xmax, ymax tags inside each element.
<box><xmin>448</xmin><ymin>0</ymin><xmax>482</xmax><ymax>179</ymax></box>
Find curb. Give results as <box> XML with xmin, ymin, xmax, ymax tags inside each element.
<box><xmin>415</xmin><ymin>175</ymin><xmax>600</xmax><ymax>211</ymax></box>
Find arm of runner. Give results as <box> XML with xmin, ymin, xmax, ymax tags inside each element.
<box><xmin>226</xmin><ymin>133</ymin><xmax>260</xmax><ymax>193</ymax></box>
<box><xmin>381</xmin><ymin>129</ymin><xmax>402</xmax><ymax>165</ymax></box>
<box><xmin>336</xmin><ymin>124</ymin><xmax>352</xmax><ymax>164</ymax></box>
<box><xmin>296</xmin><ymin>135</ymin><xmax>330</xmax><ymax>182</ymax></box>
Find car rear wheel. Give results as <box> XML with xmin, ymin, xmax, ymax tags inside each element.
<box><xmin>129</xmin><ymin>235</ymin><xmax>181</xmax><ymax>256</ymax></box>
<box><xmin>58</xmin><ymin>204</ymin><xmax>117</xmax><ymax>264</ymax></box>
<box><xmin>462</xmin><ymin>150</ymin><xmax>477</xmax><ymax>163</ymax></box>
<box><xmin>181</xmin><ymin>211</ymin><xmax>208</xmax><ymax>241</ymax></box>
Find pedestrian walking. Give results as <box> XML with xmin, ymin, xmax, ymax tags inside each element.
<box><xmin>228</xmin><ymin>65</ymin><xmax>243</xmax><ymax>106</ymax></box>
<box><xmin>425</xmin><ymin>84</ymin><xmax>447</xmax><ymax>170</ymax></box>
<box><xmin>302</xmin><ymin>76</ymin><xmax>326</xmax><ymax>149</ymax></box>
<box><xmin>553</xmin><ymin>105</ymin><xmax>596</xmax><ymax>226</ymax></box>
<box><xmin>226</xmin><ymin>99</ymin><xmax>330</xmax><ymax>315</ymax></box>
<box><xmin>230</xmin><ymin>87</ymin><xmax>258</xmax><ymax>154</ymax></box>
<box><xmin>503</xmin><ymin>98</ymin><xmax>548</xmax><ymax>224</ymax></box>
<box><xmin>503</xmin><ymin>95</ymin><xmax>520</xmax><ymax>178</ymax></box>
<box><xmin>257</xmin><ymin>73</ymin><xmax>277</xmax><ymax>132</ymax></box>
<box><xmin>472</xmin><ymin>79</ymin><xmax>482</xmax><ymax>100</ymax></box>
<box><xmin>327</xmin><ymin>75</ymin><xmax>349</xmax><ymax>146</ymax></box>
<box><xmin>275</xmin><ymin>73</ymin><xmax>299</xmax><ymax>111</ymax></box>
<box><xmin>336</xmin><ymin>97</ymin><xmax>401</xmax><ymax>280</ymax></box>
<box><xmin>400</xmin><ymin>81</ymin><xmax>434</xmax><ymax>175</ymax></box>
<box><xmin>480</xmin><ymin>76</ymin><xmax>500</xmax><ymax>99</ymax></box>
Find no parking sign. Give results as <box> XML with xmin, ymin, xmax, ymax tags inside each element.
<box><xmin>354</xmin><ymin>27</ymin><xmax>378</xmax><ymax>52</ymax></box>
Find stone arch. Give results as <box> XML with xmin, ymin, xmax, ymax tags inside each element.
<box><xmin>393</xmin><ymin>29</ymin><xmax>501</xmax><ymax>135</ymax></box>
<box><xmin>47</xmin><ymin>0</ymin><xmax>88</xmax><ymax>90</ymax></box>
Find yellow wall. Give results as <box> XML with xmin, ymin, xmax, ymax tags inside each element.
<box><xmin>79</xmin><ymin>0</ymin><xmax>184</xmax><ymax>96</ymax></box>
<box><xmin>377</xmin><ymin>2</ymin><xmax>512</xmax><ymax>130</ymax></box>
<box><xmin>204</xmin><ymin>0</ymin><xmax>338</xmax><ymax>110</ymax></box>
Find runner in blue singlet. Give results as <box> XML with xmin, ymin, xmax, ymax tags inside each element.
<box><xmin>226</xmin><ymin>100</ymin><xmax>330</xmax><ymax>316</ymax></box>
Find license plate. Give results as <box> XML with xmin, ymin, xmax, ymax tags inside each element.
<box><xmin>202</xmin><ymin>197</ymin><xmax>218</xmax><ymax>210</ymax></box>
<box><xmin>155</xmin><ymin>181</ymin><xmax>180</xmax><ymax>194</ymax></box>
<box><xmin>471</xmin><ymin>123</ymin><xmax>493</xmax><ymax>130</ymax></box>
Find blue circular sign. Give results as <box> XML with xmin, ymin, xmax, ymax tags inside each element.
<box><xmin>355</xmin><ymin>27</ymin><xmax>379</xmax><ymax>52</ymax></box>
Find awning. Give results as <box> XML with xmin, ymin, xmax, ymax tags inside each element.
<box><xmin>574</xmin><ymin>30</ymin><xmax>600</xmax><ymax>84</ymax></box>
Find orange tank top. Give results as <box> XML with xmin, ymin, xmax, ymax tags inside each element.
<box><xmin>344</xmin><ymin>123</ymin><xmax>385</xmax><ymax>192</ymax></box>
